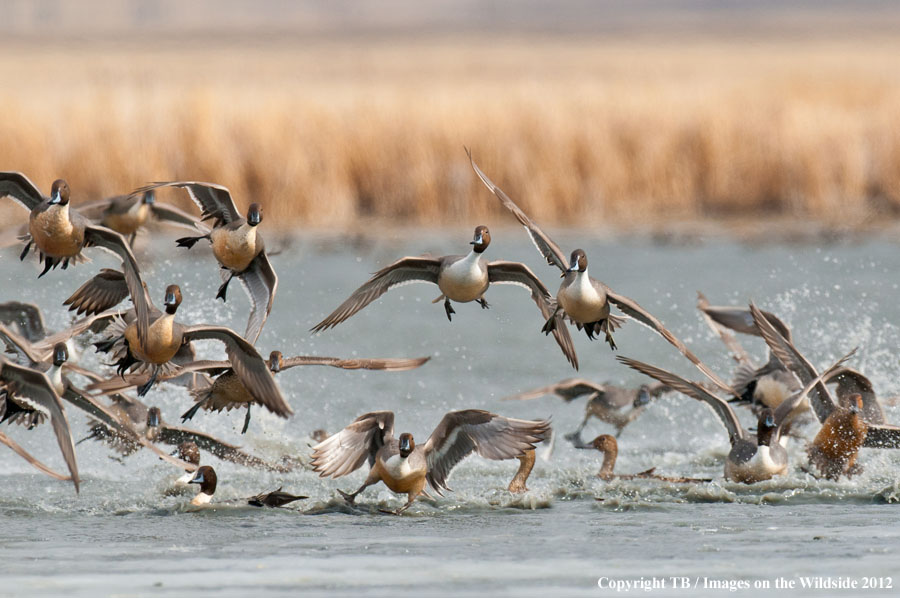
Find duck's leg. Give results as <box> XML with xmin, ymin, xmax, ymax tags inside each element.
<box><xmin>443</xmin><ymin>298</ymin><xmax>456</xmax><ymax>321</ymax></box>
<box><xmin>241</xmin><ymin>404</ymin><xmax>252</xmax><ymax>434</ymax></box>
<box><xmin>38</xmin><ymin>255</ymin><xmax>54</xmax><ymax>278</ymax></box>
<box><xmin>476</xmin><ymin>297</ymin><xmax>490</xmax><ymax>309</ymax></box>
<box><xmin>180</xmin><ymin>395</ymin><xmax>212</xmax><ymax>423</ymax></box>
<box><xmin>128</xmin><ymin>233</ymin><xmax>137</xmax><ymax>247</ymax></box>
<box><xmin>137</xmin><ymin>365</ymin><xmax>160</xmax><ymax>397</ymax></box>
<box><xmin>541</xmin><ymin>305</ymin><xmax>562</xmax><ymax>335</ymax></box>
<box><xmin>601</xmin><ymin>320</ymin><xmax>617</xmax><ymax>350</ymax></box>
<box><xmin>19</xmin><ymin>240</ymin><xmax>32</xmax><ymax>261</ymax></box>
<box><xmin>216</xmin><ymin>269</ymin><xmax>235</xmax><ymax>302</ymax></box>
<box><xmin>381</xmin><ymin>491</ymin><xmax>419</xmax><ymax>515</ymax></box>
<box><xmin>175</xmin><ymin>234</ymin><xmax>211</xmax><ymax>250</ymax></box>
<box><xmin>337</xmin><ymin>473</ymin><xmax>379</xmax><ymax>505</ymax></box>
<box><xmin>564</xmin><ymin>411</ymin><xmax>591</xmax><ymax>444</ymax></box>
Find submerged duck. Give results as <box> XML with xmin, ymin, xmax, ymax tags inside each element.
<box><xmin>618</xmin><ymin>348</ymin><xmax>853</xmax><ymax>483</ymax></box>
<box><xmin>76</xmin><ymin>190</ymin><xmax>201</xmax><ymax>245</ymax></box>
<box><xmin>0</xmin><ymin>173</ymin><xmax>152</xmax><ymax>345</ymax></box>
<box><xmin>468</xmin><ymin>153</ymin><xmax>735</xmax><ymax>392</ymax></box>
<box><xmin>311</xmin><ymin>225</ymin><xmax>578</xmax><ymax>368</ymax></box>
<box><xmin>93</xmin><ymin>284</ymin><xmax>290</xmax><ymax>420</ymax></box>
<box><xmin>312</xmin><ymin>410</ymin><xmax>550</xmax><ymax>514</ymax></box>
<box><xmin>507</xmin><ymin>449</ymin><xmax>536</xmax><ymax>493</ymax></box>
<box><xmin>188</xmin><ymin>465</ymin><xmax>307</xmax><ymax>508</ymax></box>
<box><xmin>572</xmin><ymin>434</ymin><xmax>711</xmax><ymax>483</ymax></box>
<box><xmin>503</xmin><ymin>378</ymin><xmax>670</xmax><ymax>440</ymax></box>
<box><xmin>129</xmin><ymin>181</ymin><xmax>277</xmax><ymax>344</ymax></box>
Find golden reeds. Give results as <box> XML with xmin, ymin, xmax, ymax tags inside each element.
<box><xmin>1</xmin><ymin>36</ymin><xmax>899</xmax><ymax>230</ymax></box>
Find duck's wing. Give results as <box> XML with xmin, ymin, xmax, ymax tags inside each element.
<box><xmin>310</xmin><ymin>411</ymin><xmax>395</xmax><ymax>478</ymax></box>
<box><xmin>467</xmin><ymin>150</ymin><xmax>568</xmax><ymax>271</ymax></box>
<box><xmin>156</xmin><ymin>423</ymin><xmax>286</xmax><ymax>471</ymax></box>
<box><xmin>150</xmin><ymin>202</ymin><xmax>208</xmax><ymax>230</ymax></box>
<box><xmin>182</xmin><ymin>326</ymin><xmax>292</xmax><ymax>418</ymax></box>
<box><xmin>502</xmin><ymin>378</ymin><xmax>602</xmax><ymax>402</ymax></box>
<box><xmin>310</xmin><ymin>256</ymin><xmax>442</xmax><ymax>332</ymax></box>
<box><xmin>823</xmin><ymin>367</ymin><xmax>886</xmax><ymax>425</ymax></box>
<box><xmin>488</xmin><ymin>260</ymin><xmax>578</xmax><ymax>369</ymax></box>
<box><xmin>280</xmin><ymin>355</ymin><xmax>430</xmax><ymax>371</ymax></box>
<box><xmin>0</xmin><ymin>301</ymin><xmax>47</xmax><ymax>342</ymax></box>
<box><xmin>0</xmin><ymin>172</ymin><xmax>45</xmax><ymax>210</ymax></box>
<box><xmin>237</xmin><ymin>252</ymin><xmax>277</xmax><ymax>343</ymax></box>
<box><xmin>81</xmin><ymin>224</ymin><xmax>151</xmax><ymax>346</ymax></box>
<box><xmin>0</xmin><ymin>430</ymin><xmax>72</xmax><ymax>482</ymax></box>
<box><xmin>63</xmin><ymin>269</ymin><xmax>132</xmax><ymax>316</ymax></box>
<box><xmin>85</xmin><ymin>360</ymin><xmax>234</xmax><ymax>395</ymax></box>
<box><xmin>423</xmin><ymin>409</ymin><xmax>550</xmax><ymax>494</ymax></box>
<box><xmin>132</xmin><ymin>181</ymin><xmax>238</xmax><ymax>226</ymax></box>
<box><xmin>749</xmin><ymin>302</ymin><xmax>838</xmax><ymax>422</ymax></box>
<box><xmin>605</xmin><ymin>287</ymin><xmax>739</xmax><ymax>399</ymax></box>
<box><xmin>772</xmin><ymin>349</ymin><xmax>857</xmax><ymax>433</ymax></box>
<box><xmin>0</xmin><ymin>323</ymin><xmax>43</xmax><ymax>365</ymax></box>
<box><xmin>30</xmin><ymin>308</ymin><xmax>126</xmax><ymax>359</ymax></box>
<box><xmin>700</xmin><ymin>302</ymin><xmax>793</xmax><ymax>341</ymax></box>
<box><xmin>863</xmin><ymin>424</ymin><xmax>900</xmax><ymax>449</ymax></box>
<box><xmin>617</xmin><ymin>356</ymin><xmax>746</xmax><ymax>444</ymax></box>
<box><xmin>73</xmin><ymin>196</ymin><xmax>120</xmax><ymax>221</ymax></box>
<box><xmin>0</xmin><ymin>359</ymin><xmax>79</xmax><ymax>491</ymax></box>
<box><xmin>696</xmin><ymin>292</ymin><xmax>753</xmax><ymax>366</ymax></box>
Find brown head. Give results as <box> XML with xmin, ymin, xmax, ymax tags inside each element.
<box><xmin>247</xmin><ymin>203</ymin><xmax>263</xmax><ymax>227</ymax></box>
<box><xmin>176</xmin><ymin>441</ymin><xmax>200</xmax><ymax>466</ymax></box>
<box><xmin>52</xmin><ymin>342</ymin><xmax>69</xmax><ymax>367</ymax></box>
<box><xmin>564</xmin><ymin>249</ymin><xmax>588</xmax><ymax>276</ymax></box>
<box><xmin>587</xmin><ymin>434</ymin><xmax>618</xmax><ymax>480</ymax></box>
<box><xmin>50</xmin><ymin>179</ymin><xmax>70</xmax><ymax>205</ymax></box>
<box><xmin>147</xmin><ymin>406</ymin><xmax>162</xmax><ymax>428</ymax></box>
<box><xmin>188</xmin><ymin>465</ymin><xmax>218</xmax><ymax>496</ymax></box>
<box><xmin>398</xmin><ymin>432</ymin><xmax>415</xmax><ymax>458</ymax></box>
<box><xmin>163</xmin><ymin>284</ymin><xmax>182</xmax><ymax>315</ymax></box>
<box><xmin>755</xmin><ymin>408</ymin><xmax>777</xmax><ymax>447</ymax></box>
<box><xmin>470</xmin><ymin>225</ymin><xmax>491</xmax><ymax>253</ymax></box>
<box><xmin>268</xmin><ymin>350</ymin><xmax>284</xmax><ymax>373</ymax></box>
<box><xmin>840</xmin><ymin>393</ymin><xmax>864</xmax><ymax>414</ymax></box>
<box><xmin>591</xmin><ymin>434</ymin><xmax>617</xmax><ymax>453</ymax></box>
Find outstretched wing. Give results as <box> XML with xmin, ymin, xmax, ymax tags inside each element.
<box><xmin>424</xmin><ymin>410</ymin><xmax>550</xmax><ymax>494</ymax></box>
<box><xmin>132</xmin><ymin>181</ymin><xmax>239</xmax><ymax>226</ymax></box>
<box><xmin>467</xmin><ymin>150</ymin><xmax>569</xmax><ymax>271</ymax></box>
<box><xmin>0</xmin><ymin>301</ymin><xmax>47</xmax><ymax>342</ymax></box>
<box><xmin>63</xmin><ymin>269</ymin><xmax>132</xmax><ymax>316</ymax></box>
<box><xmin>310</xmin><ymin>411</ymin><xmax>395</xmax><ymax>478</ymax></box>
<box><xmin>310</xmin><ymin>257</ymin><xmax>442</xmax><ymax>332</ymax></box>
<box><xmin>280</xmin><ymin>355</ymin><xmax>430</xmax><ymax>371</ymax></box>
<box><xmin>0</xmin><ymin>171</ymin><xmax>45</xmax><ymax>210</ymax></box>
<box><xmin>238</xmin><ymin>252</ymin><xmax>278</xmax><ymax>343</ymax></box>
<box><xmin>696</xmin><ymin>292</ymin><xmax>753</xmax><ymax>366</ymax></box>
<box><xmin>502</xmin><ymin>378</ymin><xmax>603</xmax><ymax>402</ymax></box>
<box><xmin>0</xmin><ymin>430</ymin><xmax>72</xmax><ymax>482</ymax></box>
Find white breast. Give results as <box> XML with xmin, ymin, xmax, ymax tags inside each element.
<box><xmin>47</xmin><ymin>365</ymin><xmax>65</xmax><ymax>395</ymax></box>
<box><xmin>383</xmin><ymin>454</ymin><xmax>414</xmax><ymax>480</ymax></box>
<box><xmin>438</xmin><ymin>251</ymin><xmax>487</xmax><ymax>301</ymax></box>
<box><xmin>190</xmin><ymin>492</ymin><xmax>213</xmax><ymax>506</ymax></box>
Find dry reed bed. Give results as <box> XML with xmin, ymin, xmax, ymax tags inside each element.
<box><xmin>1</xmin><ymin>37</ymin><xmax>900</xmax><ymax>229</ymax></box>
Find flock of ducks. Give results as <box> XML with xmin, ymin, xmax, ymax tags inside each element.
<box><xmin>2</xmin><ymin>149</ymin><xmax>900</xmax><ymax>514</ymax></box>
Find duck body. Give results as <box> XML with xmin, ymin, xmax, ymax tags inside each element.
<box><xmin>29</xmin><ymin>202</ymin><xmax>85</xmax><ymax>258</ymax></box>
<box><xmin>210</xmin><ymin>219</ymin><xmax>262</xmax><ymax>273</ymax></box>
<box><xmin>436</xmin><ymin>251</ymin><xmax>489</xmax><ymax>303</ymax></box>
<box><xmin>370</xmin><ymin>440</ymin><xmax>428</xmax><ymax>496</ymax></box>
<box><xmin>101</xmin><ymin>198</ymin><xmax>150</xmax><ymax>236</ymax></box>
<box><xmin>807</xmin><ymin>398</ymin><xmax>868</xmax><ymax>479</ymax></box>
<box><xmin>557</xmin><ymin>269</ymin><xmax>609</xmax><ymax>325</ymax></box>
<box><xmin>124</xmin><ymin>313</ymin><xmax>182</xmax><ymax>365</ymax></box>
<box><xmin>724</xmin><ymin>440</ymin><xmax>787</xmax><ymax>484</ymax></box>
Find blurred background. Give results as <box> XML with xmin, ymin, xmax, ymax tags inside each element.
<box><xmin>2</xmin><ymin>0</ymin><xmax>900</xmax><ymax>235</ymax></box>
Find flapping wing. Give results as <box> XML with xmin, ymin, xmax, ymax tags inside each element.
<box><xmin>133</xmin><ymin>181</ymin><xmax>238</xmax><ymax>226</ymax></box>
<box><xmin>749</xmin><ymin>302</ymin><xmax>837</xmax><ymax>422</ymax></box>
<box><xmin>280</xmin><ymin>355</ymin><xmax>430</xmax><ymax>371</ymax></box>
<box><xmin>772</xmin><ymin>349</ymin><xmax>857</xmax><ymax>430</ymax></box>
<box><xmin>488</xmin><ymin>260</ymin><xmax>578</xmax><ymax>369</ymax></box>
<box><xmin>502</xmin><ymin>378</ymin><xmax>602</xmax><ymax>402</ymax></box>
<box><xmin>0</xmin><ymin>171</ymin><xmax>45</xmax><ymax>210</ymax></box>
<box><xmin>0</xmin><ymin>301</ymin><xmax>46</xmax><ymax>342</ymax></box>
<box><xmin>310</xmin><ymin>411</ymin><xmax>395</xmax><ymax>478</ymax></box>
<box><xmin>238</xmin><ymin>252</ymin><xmax>278</xmax><ymax>343</ymax></box>
<box><xmin>0</xmin><ymin>323</ymin><xmax>43</xmax><ymax>365</ymax></box>
<box><xmin>606</xmin><ymin>288</ymin><xmax>739</xmax><ymax>399</ymax></box>
<box><xmin>63</xmin><ymin>269</ymin><xmax>131</xmax><ymax>316</ymax></box>
<box><xmin>424</xmin><ymin>409</ymin><xmax>550</xmax><ymax>494</ymax></box>
<box><xmin>182</xmin><ymin>326</ymin><xmax>292</xmax><ymax>417</ymax></box>
<box><xmin>823</xmin><ymin>367</ymin><xmax>885</xmax><ymax>425</ymax></box>
<box><xmin>82</xmin><ymin>225</ymin><xmax>150</xmax><ymax>346</ymax></box>
<box><xmin>697</xmin><ymin>292</ymin><xmax>753</xmax><ymax>366</ymax></box>
<box><xmin>150</xmin><ymin>202</ymin><xmax>208</xmax><ymax>230</ymax></box>
<box><xmin>701</xmin><ymin>302</ymin><xmax>793</xmax><ymax>341</ymax></box>
<box><xmin>617</xmin><ymin>356</ymin><xmax>745</xmax><ymax>444</ymax></box>
<box><xmin>310</xmin><ymin>257</ymin><xmax>442</xmax><ymax>332</ymax></box>
<box><xmin>85</xmin><ymin>359</ymin><xmax>233</xmax><ymax>396</ymax></box>
<box><xmin>156</xmin><ymin>424</ymin><xmax>286</xmax><ymax>471</ymax></box>
<box><xmin>30</xmin><ymin>308</ymin><xmax>125</xmax><ymax>359</ymax></box>
<box><xmin>467</xmin><ymin>149</ymin><xmax>569</xmax><ymax>271</ymax></box>
<box><xmin>0</xmin><ymin>430</ymin><xmax>72</xmax><ymax>482</ymax></box>
<box><xmin>0</xmin><ymin>359</ymin><xmax>79</xmax><ymax>491</ymax></box>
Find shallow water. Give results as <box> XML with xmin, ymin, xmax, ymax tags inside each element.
<box><xmin>2</xmin><ymin>230</ymin><xmax>900</xmax><ymax>597</ymax></box>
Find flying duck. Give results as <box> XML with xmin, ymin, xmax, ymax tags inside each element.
<box><xmin>312</xmin><ymin>410</ymin><xmax>550</xmax><ymax>514</ymax></box>
<box><xmin>76</xmin><ymin>190</ymin><xmax>202</xmax><ymax>245</ymax></box>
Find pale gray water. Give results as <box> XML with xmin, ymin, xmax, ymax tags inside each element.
<box><xmin>1</xmin><ymin>230</ymin><xmax>899</xmax><ymax>597</ymax></box>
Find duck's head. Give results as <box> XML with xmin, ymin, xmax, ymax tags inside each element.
<box><xmin>52</xmin><ymin>342</ymin><xmax>69</xmax><ymax>367</ymax></box>
<box><xmin>163</xmin><ymin>284</ymin><xmax>182</xmax><ymax>314</ymax></box>
<box><xmin>189</xmin><ymin>465</ymin><xmax>217</xmax><ymax>495</ymax></box>
<box><xmin>590</xmin><ymin>434</ymin><xmax>617</xmax><ymax>453</ymax></box>
<box><xmin>50</xmin><ymin>179</ymin><xmax>70</xmax><ymax>206</ymax></box>
<box><xmin>147</xmin><ymin>406</ymin><xmax>161</xmax><ymax>428</ymax></box>
<box><xmin>174</xmin><ymin>441</ymin><xmax>200</xmax><ymax>466</ymax></box>
<box><xmin>247</xmin><ymin>203</ymin><xmax>263</xmax><ymax>227</ymax></box>
<box><xmin>564</xmin><ymin>249</ymin><xmax>588</xmax><ymax>276</ymax></box>
<box><xmin>470</xmin><ymin>225</ymin><xmax>491</xmax><ymax>253</ymax></box>
<box><xmin>141</xmin><ymin>190</ymin><xmax>156</xmax><ymax>205</ymax></box>
<box><xmin>633</xmin><ymin>385</ymin><xmax>652</xmax><ymax>408</ymax></box>
<box><xmin>841</xmin><ymin>393</ymin><xmax>864</xmax><ymax>415</ymax></box>
<box><xmin>398</xmin><ymin>432</ymin><xmax>415</xmax><ymax>458</ymax></box>
<box><xmin>268</xmin><ymin>350</ymin><xmax>284</xmax><ymax>373</ymax></box>
<box><xmin>756</xmin><ymin>408</ymin><xmax>777</xmax><ymax>446</ymax></box>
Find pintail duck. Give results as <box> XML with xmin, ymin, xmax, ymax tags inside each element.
<box><xmin>187</xmin><ymin>465</ymin><xmax>307</xmax><ymax>507</ymax></box>
<box><xmin>747</xmin><ymin>303</ymin><xmax>900</xmax><ymax>473</ymax></box>
<box><xmin>571</xmin><ymin>434</ymin><xmax>711</xmax><ymax>483</ymax></box>
<box><xmin>312</xmin><ymin>410</ymin><xmax>550</xmax><ymax>514</ymax></box>
<box><xmin>697</xmin><ymin>293</ymin><xmax>805</xmax><ymax>423</ymax></box>
<box><xmin>468</xmin><ymin>153</ymin><xmax>736</xmax><ymax>391</ymax></box>
<box><xmin>0</xmin><ymin>173</ymin><xmax>151</xmax><ymax>346</ymax></box>
<box><xmin>0</xmin><ymin>354</ymin><xmax>79</xmax><ymax>490</ymax></box>
<box><xmin>503</xmin><ymin>378</ymin><xmax>670</xmax><ymax>441</ymax></box>
<box><xmin>129</xmin><ymin>181</ymin><xmax>277</xmax><ymax>344</ymax></box>
<box><xmin>76</xmin><ymin>190</ymin><xmax>201</xmax><ymax>245</ymax></box>
<box><xmin>93</xmin><ymin>284</ymin><xmax>291</xmax><ymax>420</ymax></box>
<box><xmin>310</xmin><ymin>225</ymin><xmax>578</xmax><ymax>368</ymax></box>
<box><xmin>88</xmin><ymin>351</ymin><xmax>429</xmax><ymax>434</ymax></box>
<box><xmin>618</xmin><ymin>348</ymin><xmax>854</xmax><ymax>483</ymax></box>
